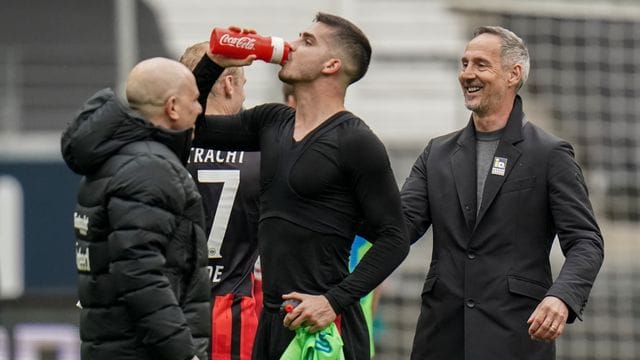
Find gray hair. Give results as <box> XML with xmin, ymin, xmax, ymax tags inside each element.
<box><xmin>473</xmin><ymin>26</ymin><xmax>530</xmax><ymax>90</ymax></box>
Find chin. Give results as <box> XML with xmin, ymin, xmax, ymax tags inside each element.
<box><xmin>277</xmin><ymin>69</ymin><xmax>289</xmax><ymax>82</ymax></box>
<box><xmin>464</xmin><ymin>100</ymin><xmax>477</xmax><ymax>112</ymax></box>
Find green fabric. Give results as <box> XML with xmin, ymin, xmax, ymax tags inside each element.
<box><xmin>359</xmin><ymin>291</ymin><xmax>375</xmax><ymax>356</ymax></box>
<box><xmin>280</xmin><ymin>323</ymin><xmax>345</xmax><ymax>360</ymax></box>
<box><xmin>353</xmin><ymin>238</ymin><xmax>375</xmax><ymax>357</ymax></box>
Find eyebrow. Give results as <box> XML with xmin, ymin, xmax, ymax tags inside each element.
<box><xmin>461</xmin><ymin>55</ymin><xmax>490</xmax><ymax>63</ymax></box>
<box><xmin>300</xmin><ymin>31</ymin><xmax>316</xmax><ymax>41</ymax></box>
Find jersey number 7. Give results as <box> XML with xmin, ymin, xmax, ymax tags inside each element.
<box><xmin>197</xmin><ymin>169</ymin><xmax>240</xmax><ymax>259</ymax></box>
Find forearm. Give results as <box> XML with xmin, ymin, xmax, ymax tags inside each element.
<box><xmin>193</xmin><ymin>54</ymin><xmax>225</xmax><ymax>115</ymax></box>
<box><xmin>400</xmin><ymin>142</ymin><xmax>433</xmax><ymax>243</ymax></box>
<box><xmin>324</xmin><ymin>226</ymin><xmax>408</xmax><ymax>314</ymax></box>
<box><xmin>546</xmin><ymin>142</ymin><xmax>605</xmax><ymax>321</ymax></box>
<box><xmin>327</xmin><ymin>129</ymin><xmax>410</xmax><ymax>313</ymax></box>
<box><xmin>546</xmin><ymin>237</ymin><xmax>603</xmax><ymax>322</ymax></box>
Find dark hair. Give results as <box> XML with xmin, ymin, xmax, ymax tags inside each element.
<box><xmin>314</xmin><ymin>12</ymin><xmax>371</xmax><ymax>85</ymax></box>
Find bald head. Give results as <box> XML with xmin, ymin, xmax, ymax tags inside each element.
<box><xmin>126</xmin><ymin>57</ymin><xmax>201</xmax><ymax>131</ymax></box>
<box><xmin>126</xmin><ymin>57</ymin><xmax>195</xmax><ymax>117</ymax></box>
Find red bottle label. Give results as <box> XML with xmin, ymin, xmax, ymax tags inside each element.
<box><xmin>210</xmin><ymin>27</ymin><xmax>290</xmax><ymax>64</ymax></box>
<box><xmin>218</xmin><ymin>33</ymin><xmax>257</xmax><ymax>51</ymax></box>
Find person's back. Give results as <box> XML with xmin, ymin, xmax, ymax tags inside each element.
<box><xmin>61</xmin><ymin>58</ymin><xmax>209</xmax><ymax>360</ymax></box>
<box><xmin>181</xmin><ymin>41</ymin><xmax>261</xmax><ymax>360</ymax></box>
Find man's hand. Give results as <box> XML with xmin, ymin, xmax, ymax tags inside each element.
<box><xmin>282</xmin><ymin>292</ymin><xmax>336</xmax><ymax>333</ymax></box>
<box><xmin>206</xmin><ymin>51</ymin><xmax>256</xmax><ymax>68</ymax></box>
<box><xmin>527</xmin><ymin>296</ymin><xmax>569</xmax><ymax>342</ymax></box>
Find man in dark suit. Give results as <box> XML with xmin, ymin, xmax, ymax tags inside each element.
<box><xmin>402</xmin><ymin>26</ymin><xmax>604</xmax><ymax>359</ymax></box>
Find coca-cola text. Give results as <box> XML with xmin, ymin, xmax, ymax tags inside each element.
<box><xmin>219</xmin><ymin>33</ymin><xmax>257</xmax><ymax>50</ymax></box>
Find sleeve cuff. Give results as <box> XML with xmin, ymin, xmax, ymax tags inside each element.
<box><xmin>323</xmin><ymin>292</ymin><xmax>345</xmax><ymax>315</ymax></box>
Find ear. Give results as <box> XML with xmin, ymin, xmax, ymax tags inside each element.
<box><xmin>223</xmin><ymin>75</ymin><xmax>234</xmax><ymax>97</ymax></box>
<box><xmin>321</xmin><ymin>58</ymin><xmax>342</xmax><ymax>75</ymax></box>
<box><xmin>508</xmin><ymin>64</ymin><xmax>522</xmax><ymax>88</ymax></box>
<box><xmin>164</xmin><ymin>95</ymin><xmax>179</xmax><ymax>122</ymax></box>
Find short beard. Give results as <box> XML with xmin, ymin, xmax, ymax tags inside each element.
<box><xmin>278</xmin><ymin>69</ymin><xmax>291</xmax><ymax>83</ymax></box>
<box><xmin>465</xmin><ymin>99</ymin><xmax>487</xmax><ymax>117</ymax></box>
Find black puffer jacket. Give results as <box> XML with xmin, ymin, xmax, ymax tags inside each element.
<box><xmin>61</xmin><ymin>88</ymin><xmax>210</xmax><ymax>360</ymax></box>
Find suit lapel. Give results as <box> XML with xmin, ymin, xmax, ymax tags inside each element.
<box><xmin>475</xmin><ymin>96</ymin><xmax>525</xmax><ymax>227</ymax></box>
<box><xmin>451</xmin><ymin>119</ymin><xmax>477</xmax><ymax>232</ymax></box>
<box><xmin>475</xmin><ymin>142</ymin><xmax>521</xmax><ymax>225</ymax></box>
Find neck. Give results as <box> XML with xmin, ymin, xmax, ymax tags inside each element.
<box><xmin>206</xmin><ymin>97</ymin><xmax>235</xmax><ymax>116</ymax></box>
<box><xmin>292</xmin><ymin>81</ymin><xmax>346</xmax><ymax>140</ymax></box>
<box><xmin>143</xmin><ymin>111</ymin><xmax>172</xmax><ymax>130</ymax></box>
<box><xmin>472</xmin><ymin>95</ymin><xmax>515</xmax><ymax>132</ymax></box>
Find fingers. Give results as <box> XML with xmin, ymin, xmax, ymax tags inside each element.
<box><xmin>533</xmin><ymin>316</ymin><xmax>555</xmax><ymax>341</ymax></box>
<box><xmin>535</xmin><ymin>319</ymin><xmax>565</xmax><ymax>341</ymax></box>
<box><xmin>282</xmin><ymin>305</ymin><xmax>316</xmax><ymax>331</ymax></box>
<box><xmin>208</xmin><ymin>53</ymin><xmax>256</xmax><ymax>68</ymax></box>
<box><xmin>551</xmin><ymin>321</ymin><xmax>565</xmax><ymax>340</ymax></box>
<box><xmin>233</xmin><ymin>54</ymin><xmax>257</xmax><ymax>66</ymax></box>
<box><xmin>227</xmin><ymin>25</ymin><xmax>256</xmax><ymax>34</ymax></box>
<box><xmin>282</xmin><ymin>292</ymin><xmax>304</xmax><ymax>330</ymax></box>
<box><xmin>527</xmin><ymin>297</ymin><xmax>569</xmax><ymax>342</ymax></box>
<box><xmin>282</xmin><ymin>291</ymin><xmax>301</xmax><ymax>300</ymax></box>
<box><xmin>283</xmin><ymin>305</ymin><xmax>303</xmax><ymax>330</ymax></box>
<box><xmin>530</xmin><ymin>320</ymin><xmax>564</xmax><ymax>342</ymax></box>
<box><xmin>284</xmin><ymin>309</ymin><xmax>329</xmax><ymax>333</ymax></box>
<box><xmin>281</xmin><ymin>293</ymin><xmax>334</xmax><ymax>332</ymax></box>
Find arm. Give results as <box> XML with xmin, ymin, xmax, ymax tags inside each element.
<box><xmin>107</xmin><ymin>156</ymin><xmax>196</xmax><ymax>360</ymax></box>
<box><xmin>324</xmin><ymin>129</ymin><xmax>410</xmax><ymax>314</ymax></box>
<box><xmin>284</xmin><ymin>130</ymin><xmax>409</xmax><ymax>332</ymax></box>
<box><xmin>527</xmin><ymin>141</ymin><xmax>604</xmax><ymax>341</ymax></box>
<box><xmin>192</xmin><ymin>53</ymin><xmax>290</xmax><ymax>151</ymax></box>
<box><xmin>545</xmin><ymin>141</ymin><xmax>604</xmax><ymax>321</ymax></box>
<box><xmin>192</xmin><ymin>54</ymin><xmax>225</xmax><ymax>116</ymax></box>
<box><xmin>400</xmin><ymin>141</ymin><xmax>434</xmax><ymax>243</ymax></box>
<box><xmin>192</xmin><ymin>49</ymin><xmax>255</xmax><ymax>118</ymax></box>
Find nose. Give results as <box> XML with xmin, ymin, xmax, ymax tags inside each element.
<box><xmin>288</xmin><ymin>39</ymin><xmax>300</xmax><ymax>52</ymax></box>
<box><xmin>459</xmin><ymin>66</ymin><xmax>475</xmax><ymax>80</ymax></box>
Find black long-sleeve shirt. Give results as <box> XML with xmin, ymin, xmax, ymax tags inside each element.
<box><xmin>192</xmin><ymin>56</ymin><xmax>409</xmax><ymax>314</ymax></box>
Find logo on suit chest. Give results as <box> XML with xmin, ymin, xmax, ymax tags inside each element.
<box><xmin>491</xmin><ymin>156</ymin><xmax>508</xmax><ymax>176</ymax></box>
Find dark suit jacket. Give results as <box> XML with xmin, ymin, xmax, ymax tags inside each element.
<box><xmin>402</xmin><ymin>96</ymin><xmax>604</xmax><ymax>360</ymax></box>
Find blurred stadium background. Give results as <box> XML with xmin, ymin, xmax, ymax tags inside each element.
<box><xmin>0</xmin><ymin>0</ymin><xmax>638</xmax><ymax>359</ymax></box>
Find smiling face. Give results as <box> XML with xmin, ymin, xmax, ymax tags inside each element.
<box><xmin>459</xmin><ymin>33</ymin><xmax>517</xmax><ymax>118</ymax></box>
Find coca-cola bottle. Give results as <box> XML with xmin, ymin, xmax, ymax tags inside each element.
<box><xmin>209</xmin><ymin>27</ymin><xmax>291</xmax><ymax>65</ymax></box>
